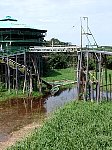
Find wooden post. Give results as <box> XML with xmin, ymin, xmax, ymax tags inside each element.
<box><xmin>84</xmin><ymin>51</ymin><xmax>89</xmax><ymax>101</ymax></box>
<box><xmin>7</xmin><ymin>56</ymin><xmax>10</xmax><ymax>93</ymax></box>
<box><xmin>101</xmin><ymin>67</ymin><xmax>104</xmax><ymax>100</ymax></box>
<box><xmin>90</xmin><ymin>81</ymin><xmax>93</xmax><ymax>102</ymax></box>
<box><xmin>109</xmin><ymin>74</ymin><xmax>111</xmax><ymax>100</ymax></box>
<box><xmin>31</xmin><ymin>54</ymin><xmax>42</xmax><ymax>93</ymax></box>
<box><xmin>77</xmin><ymin>51</ymin><xmax>84</xmax><ymax>100</ymax></box>
<box><xmin>105</xmin><ymin>55</ymin><xmax>108</xmax><ymax>101</ymax></box>
<box><xmin>97</xmin><ymin>53</ymin><xmax>102</xmax><ymax>102</ymax></box>
<box><xmin>5</xmin><ymin>63</ymin><xmax>8</xmax><ymax>89</ymax></box>
<box><xmin>95</xmin><ymin>53</ymin><xmax>98</xmax><ymax>102</ymax></box>
<box><xmin>23</xmin><ymin>52</ymin><xmax>27</xmax><ymax>94</ymax></box>
<box><xmin>29</xmin><ymin>67</ymin><xmax>33</xmax><ymax>96</ymax></box>
<box><xmin>77</xmin><ymin>52</ymin><xmax>80</xmax><ymax>99</ymax></box>
<box><xmin>16</xmin><ymin>55</ymin><xmax>18</xmax><ymax>95</ymax></box>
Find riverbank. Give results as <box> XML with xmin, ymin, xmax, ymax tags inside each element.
<box><xmin>0</xmin><ymin>86</ymin><xmax>77</xmax><ymax>150</ymax></box>
<box><xmin>7</xmin><ymin>101</ymin><xmax>112</xmax><ymax>150</ymax></box>
<box><xmin>0</xmin><ymin>122</ymin><xmax>43</xmax><ymax>150</ymax></box>
<box><xmin>0</xmin><ymin>67</ymin><xmax>75</xmax><ymax>102</ymax></box>
<box><xmin>0</xmin><ymin>90</ymin><xmax>43</xmax><ymax>102</ymax></box>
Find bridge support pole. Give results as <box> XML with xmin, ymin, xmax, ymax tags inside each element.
<box><xmin>77</xmin><ymin>51</ymin><xmax>85</xmax><ymax>100</ymax></box>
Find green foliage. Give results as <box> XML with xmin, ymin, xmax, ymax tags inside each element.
<box><xmin>48</xmin><ymin>53</ymin><xmax>69</xmax><ymax>69</ymax></box>
<box><xmin>88</xmin><ymin>58</ymin><xmax>95</xmax><ymax>70</ymax></box>
<box><xmin>0</xmin><ymin>82</ymin><xmax>6</xmax><ymax>92</ymax></box>
<box><xmin>7</xmin><ymin>101</ymin><xmax>112</xmax><ymax>150</ymax></box>
<box><xmin>107</xmin><ymin>56</ymin><xmax>112</xmax><ymax>69</ymax></box>
<box><xmin>46</xmin><ymin>38</ymin><xmax>71</xmax><ymax>46</ymax></box>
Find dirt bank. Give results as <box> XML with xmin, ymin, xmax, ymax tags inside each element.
<box><xmin>0</xmin><ymin>122</ymin><xmax>42</xmax><ymax>150</ymax></box>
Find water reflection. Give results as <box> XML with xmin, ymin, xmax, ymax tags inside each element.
<box><xmin>0</xmin><ymin>86</ymin><xmax>77</xmax><ymax>142</ymax></box>
<box><xmin>45</xmin><ymin>87</ymin><xmax>77</xmax><ymax>113</ymax></box>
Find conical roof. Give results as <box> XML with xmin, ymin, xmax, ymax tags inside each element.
<box><xmin>0</xmin><ymin>16</ymin><xmax>37</xmax><ymax>29</ymax></box>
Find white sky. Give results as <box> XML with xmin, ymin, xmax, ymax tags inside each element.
<box><xmin>0</xmin><ymin>0</ymin><xmax>112</xmax><ymax>46</ymax></box>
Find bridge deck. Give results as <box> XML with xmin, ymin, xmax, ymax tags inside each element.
<box><xmin>29</xmin><ymin>46</ymin><xmax>79</xmax><ymax>52</ymax></box>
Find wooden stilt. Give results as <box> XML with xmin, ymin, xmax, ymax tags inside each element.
<box><xmin>97</xmin><ymin>53</ymin><xmax>102</xmax><ymax>102</ymax></box>
<box><xmin>29</xmin><ymin>67</ymin><xmax>32</xmax><ymax>96</ymax></box>
<box><xmin>84</xmin><ymin>51</ymin><xmax>89</xmax><ymax>101</ymax></box>
<box><xmin>90</xmin><ymin>81</ymin><xmax>93</xmax><ymax>102</ymax></box>
<box><xmin>23</xmin><ymin>52</ymin><xmax>27</xmax><ymax>94</ymax></box>
<box><xmin>105</xmin><ymin>55</ymin><xmax>108</xmax><ymax>101</ymax></box>
<box><xmin>101</xmin><ymin>67</ymin><xmax>104</xmax><ymax>100</ymax></box>
<box><xmin>7</xmin><ymin>56</ymin><xmax>10</xmax><ymax>93</ymax></box>
<box><xmin>109</xmin><ymin>74</ymin><xmax>111</xmax><ymax>100</ymax></box>
<box><xmin>16</xmin><ymin>55</ymin><xmax>18</xmax><ymax>95</ymax></box>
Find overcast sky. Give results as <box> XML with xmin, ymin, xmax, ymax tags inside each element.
<box><xmin>0</xmin><ymin>0</ymin><xmax>112</xmax><ymax>46</ymax></box>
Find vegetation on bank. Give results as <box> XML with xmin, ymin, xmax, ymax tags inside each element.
<box><xmin>0</xmin><ymin>67</ymin><xmax>75</xmax><ymax>102</ymax></box>
<box><xmin>43</xmin><ymin>67</ymin><xmax>75</xmax><ymax>82</ymax></box>
<box><xmin>0</xmin><ymin>89</ymin><xmax>42</xmax><ymax>102</ymax></box>
<box><xmin>8</xmin><ymin>101</ymin><xmax>112</xmax><ymax>150</ymax></box>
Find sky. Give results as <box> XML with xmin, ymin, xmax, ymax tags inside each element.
<box><xmin>0</xmin><ymin>0</ymin><xmax>112</xmax><ymax>46</ymax></box>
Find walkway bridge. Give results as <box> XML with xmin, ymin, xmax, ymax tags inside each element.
<box><xmin>29</xmin><ymin>46</ymin><xmax>80</xmax><ymax>53</ymax></box>
<box><xmin>0</xmin><ymin>46</ymin><xmax>78</xmax><ymax>95</ymax></box>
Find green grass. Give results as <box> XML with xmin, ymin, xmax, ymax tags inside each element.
<box><xmin>0</xmin><ymin>90</ymin><xmax>42</xmax><ymax>102</ymax></box>
<box><xmin>102</xmin><ymin>69</ymin><xmax>112</xmax><ymax>84</ymax></box>
<box><xmin>42</xmin><ymin>67</ymin><xmax>76</xmax><ymax>82</ymax></box>
<box><xmin>8</xmin><ymin>101</ymin><xmax>112</xmax><ymax>150</ymax></box>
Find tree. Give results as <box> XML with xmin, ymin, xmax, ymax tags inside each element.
<box><xmin>46</xmin><ymin>38</ymin><xmax>72</xmax><ymax>46</ymax></box>
<box><xmin>48</xmin><ymin>53</ymin><xmax>69</xmax><ymax>69</ymax></box>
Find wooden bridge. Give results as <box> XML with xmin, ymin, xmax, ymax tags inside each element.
<box><xmin>0</xmin><ymin>46</ymin><xmax>78</xmax><ymax>96</ymax></box>
<box><xmin>29</xmin><ymin>46</ymin><xmax>80</xmax><ymax>53</ymax></box>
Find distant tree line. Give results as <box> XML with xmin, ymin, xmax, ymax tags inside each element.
<box><xmin>46</xmin><ymin>38</ymin><xmax>72</xmax><ymax>46</ymax></box>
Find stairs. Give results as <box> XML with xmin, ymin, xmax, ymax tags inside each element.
<box><xmin>0</xmin><ymin>57</ymin><xmax>29</xmax><ymax>74</ymax></box>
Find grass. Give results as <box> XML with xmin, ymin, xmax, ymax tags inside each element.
<box><xmin>7</xmin><ymin>101</ymin><xmax>112</xmax><ymax>150</ymax></box>
<box><xmin>42</xmin><ymin>67</ymin><xmax>76</xmax><ymax>82</ymax></box>
<box><xmin>0</xmin><ymin>90</ymin><xmax>42</xmax><ymax>102</ymax></box>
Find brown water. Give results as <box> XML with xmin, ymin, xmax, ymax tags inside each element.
<box><xmin>0</xmin><ymin>87</ymin><xmax>77</xmax><ymax>142</ymax></box>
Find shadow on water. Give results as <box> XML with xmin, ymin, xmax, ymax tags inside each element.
<box><xmin>0</xmin><ymin>86</ymin><xmax>77</xmax><ymax>142</ymax></box>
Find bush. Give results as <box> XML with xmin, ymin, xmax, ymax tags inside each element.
<box><xmin>48</xmin><ymin>53</ymin><xmax>69</xmax><ymax>69</ymax></box>
<box><xmin>106</xmin><ymin>56</ymin><xmax>112</xmax><ymax>69</ymax></box>
<box><xmin>0</xmin><ymin>82</ymin><xmax>6</xmax><ymax>92</ymax></box>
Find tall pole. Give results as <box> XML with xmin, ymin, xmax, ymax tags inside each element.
<box><xmin>16</xmin><ymin>54</ymin><xmax>18</xmax><ymax>95</ymax></box>
<box><xmin>83</xmin><ymin>17</ymin><xmax>89</xmax><ymax>48</ymax></box>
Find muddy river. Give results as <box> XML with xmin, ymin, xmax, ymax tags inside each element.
<box><xmin>0</xmin><ymin>87</ymin><xmax>77</xmax><ymax>143</ymax></box>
